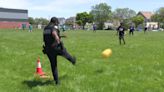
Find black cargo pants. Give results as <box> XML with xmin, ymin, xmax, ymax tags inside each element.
<box><xmin>45</xmin><ymin>46</ymin><xmax>75</xmax><ymax>84</ymax></box>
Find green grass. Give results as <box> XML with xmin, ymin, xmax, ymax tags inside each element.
<box><xmin>0</xmin><ymin>29</ymin><xmax>164</xmax><ymax>92</ymax></box>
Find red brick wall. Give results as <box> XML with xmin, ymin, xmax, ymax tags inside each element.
<box><xmin>0</xmin><ymin>21</ymin><xmax>29</xmax><ymax>29</ymax></box>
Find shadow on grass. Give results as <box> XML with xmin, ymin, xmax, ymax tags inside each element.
<box><xmin>59</xmin><ymin>74</ymin><xmax>69</xmax><ymax>80</ymax></box>
<box><xmin>22</xmin><ymin>74</ymin><xmax>69</xmax><ymax>88</ymax></box>
<box><xmin>22</xmin><ymin>80</ymin><xmax>53</xmax><ymax>88</ymax></box>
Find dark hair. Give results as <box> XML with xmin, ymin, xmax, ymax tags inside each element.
<box><xmin>50</xmin><ymin>17</ymin><xmax>59</xmax><ymax>25</ymax></box>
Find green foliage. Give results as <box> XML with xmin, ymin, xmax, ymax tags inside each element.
<box><xmin>90</xmin><ymin>3</ymin><xmax>112</xmax><ymax>30</ymax></box>
<box><xmin>28</xmin><ymin>17</ymin><xmax>49</xmax><ymax>25</ymax></box>
<box><xmin>131</xmin><ymin>15</ymin><xmax>144</xmax><ymax>27</ymax></box>
<box><xmin>65</xmin><ymin>20</ymin><xmax>74</xmax><ymax>27</ymax></box>
<box><xmin>76</xmin><ymin>12</ymin><xmax>93</xmax><ymax>29</ymax></box>
<box><xmin>151</xmin><ymin>7</ymin><xmax>164</xmax><ymax>28</ymax></box>
<box><xmin>76</xmin><ymin>20</ymin><xmax>82</xmax><ymax>26</ymax></box>
<box><xmin>35</xmin><ymin>18</ymin><xmax>49</xmax><ymax>25</ymax></box>
<box><xmin>65</xmin><ymin>17</ymin><xmax>75</xmax><ymax>27</ymax></box>
<box><xmin>0</xmin><ymin>29</ymin><xmax>164</xmax><ymax>92</ymax></box>
<box><xmin>28</xmin><ymin>17</ymin><xmax>35</xmax><ymax>24</ymax></box>
<box><xmin>122</xmin><ymin>19</ymin><xmax>131</xmax><ymax>30</ymax></box>
<box><xmin>113</xmin><ymin>8</ymin><xmax>136</xmax><ymax>20</ymax></box>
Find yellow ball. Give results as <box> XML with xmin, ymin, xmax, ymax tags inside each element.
<box><xmin>102</xmin><ymin>49</ymin><xmax>112</xmax><ymax>58</ymax></box>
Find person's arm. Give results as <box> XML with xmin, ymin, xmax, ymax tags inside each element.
<box><xmin>52</xmin><ymin>30</ymin><xmax>60</xmax><ymax>44</ymax></box>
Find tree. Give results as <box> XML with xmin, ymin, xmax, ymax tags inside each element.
<box><xmin>131</xmin><ymin>15</ymin><xmax>144</xmax><ymax>28</ymax></box>
<box><xmin>122</xmin><ymin>19</ymin><xmax>131</xmax><ymax>30</ymax></box>
<box><xmin>90</xmin><ymin>3</ymin><xmax>112</xmax><ymax>30</ymax></box>
<box><xmin>113</xmin><ymin>8</ymin><xmax>136</xmax><ymax>21</ymax></box>
<box><xmin>65</xmin><ymin>21</ymin><xmax>74</xmax><ymax>27</ymax></box>
<box><xmin>34</xmin><ymin>18</ymin><xmax>49</xmax><ymax>25</ymax></box>
<box><xmin>65</xmin><ymin>17</ymin><xmax>76</xmax><ymax>29</ymax></box>
<box><xmin>28</xmin><ymin>17</ymin><xmax>35</xmax><ymax>24</ymax></box>
<box><xmin>40</xmin><ymin>18</ymin><xmax>49</xmax><ymax>25</ymax></box>
<box><xmin>151</xmin><ymin>7</ymin><xmax>164</xmax><ymax>28</ymax></box>
<box><xmin>76</xmin><ymin>12</ymin><xmax>93</xmax><ymax>29</ymax></box>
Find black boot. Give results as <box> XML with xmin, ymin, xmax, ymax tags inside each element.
<box><xmin>55</xmin><ymin>80</ymin><xmax>60</xmax><ymax>85</ymax></box>
<box><xmin>72</xmin><ymin>56</ymin><xmax>76</xmax><ymax>65</ymax></box>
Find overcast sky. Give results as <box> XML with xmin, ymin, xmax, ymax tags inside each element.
<box><xmin>0</xmin><ymin>0</ymin><xmax>163</xmax><ymax>19</ymax></box>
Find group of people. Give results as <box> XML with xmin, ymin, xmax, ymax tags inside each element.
<box><xmin>116</xmin><ymin>23</ymin><xmax>148</xmax><ymax>45</ymax></box>
<box><xmin>42</xmin><ymin>17</ymin><xmax>149</xmax><ymax>85</ymax></box>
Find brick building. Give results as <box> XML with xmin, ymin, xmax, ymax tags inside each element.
<box><xmin>0</xmin><ymin>8</ymin><xmax>29</xmax><ymax>29</ymax></box>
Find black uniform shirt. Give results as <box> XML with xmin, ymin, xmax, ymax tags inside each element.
<box><xmin>43</xmin><ymin>25</ymin><xmax>60</xmax><ymax>47</ymax></box>
<box><xmin>117</xmin><ymin>26</ymin><xmax>125</xmax><ymax>36</ymax></box>
<box><xmin>130</xmin><ymin>26</ymin><xmax>134</xmax><ymax>31</ymax></box>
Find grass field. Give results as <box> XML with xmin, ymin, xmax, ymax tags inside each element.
<box><xmin>0</xmin><ymin>29</ymin><xmax>164</xmax><ymax>92</ymax></box>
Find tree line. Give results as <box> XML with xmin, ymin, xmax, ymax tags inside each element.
<box><xmin>28</xmin><ymin>3</ymin><xmax>164</xmax><ymax>30</ymax></box>
<box><xmin>28</xmin><ymin>17</ymin><xmax>49</xmax><ymax>25</ymax></box>
<box><xmin>76</xmin><ymin>3</ymin><xmax>163</xmax><ymax>30</ymax></box>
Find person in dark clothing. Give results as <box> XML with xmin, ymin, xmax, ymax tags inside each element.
<box><xmin>42</xmin><ymin>17</ymin><xmax>76</xmax><ymax>85</ymax></box>
<box><xmin>129</xmin><ymin>26</ymin><xmax>135</xmax><ymax>35</ymax></box>
<box><xmin>93</xmin><ymin>24</ymin><xmax>96</xmax><ymax>32</ymax></box>
<box><xmin>117</xmin><ymin>23</ymin><xmax>126</xmax><ymax>45</ymax></box>
<box><xmin>144</xmin><ymin>26</ymin><xmax>148</xmax><ymax>34</ymax></box>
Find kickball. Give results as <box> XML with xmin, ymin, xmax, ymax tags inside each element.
<box><xmin>102</xmin><ymin>49</ymin><xmax>112</xmax><ymax>58</ymax></box>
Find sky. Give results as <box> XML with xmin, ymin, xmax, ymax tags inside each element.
<box><xmin>0</xmin><ymin>0</ymin><xmax>163</xmax><ymax>19</ymax></box>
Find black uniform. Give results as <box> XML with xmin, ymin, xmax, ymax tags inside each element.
<box><xmin>117</xmin><ymin>25</ymin><xmax>126</xmax><ymax>45</ymax></box>
<box><xmin>144</xmin><ymin>26</ymin><xmax>148</xmax><ymax>33</ymax></box>
<box><xmin>129</xmin><ymin>26</ymin><xmax>134</xmax><ymax>35</ymax></box>
<box><xmin>43</xmin><ymin>23</ymin><xmax>76</xmax><ymax>85</ymax></box>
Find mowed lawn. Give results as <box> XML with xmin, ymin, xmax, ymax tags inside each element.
<box><xmin>0</xmin><ymin>29</ymin><xmax>164</xmax><ymax>92</ymax></box>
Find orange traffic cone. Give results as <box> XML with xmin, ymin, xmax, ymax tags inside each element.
<box><xmin>36</xmin><ymin>57</ymin><xmax>45</xmax><ymax>76</ymax></box>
